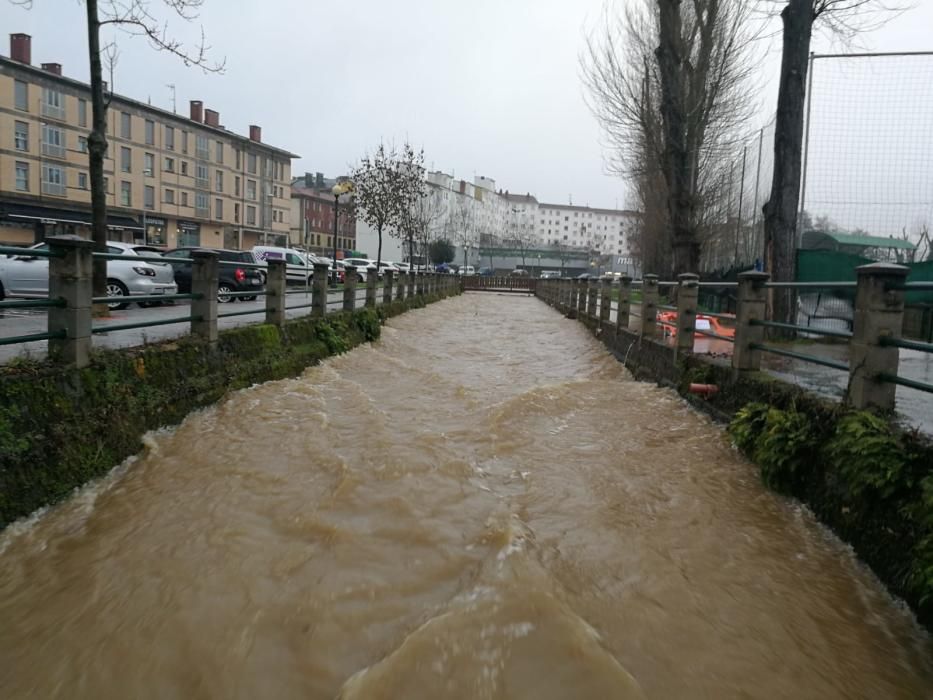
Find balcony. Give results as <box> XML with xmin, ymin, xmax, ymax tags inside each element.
<box><xmin>41</xmin><ymin>141</ymin><xmax>66</xmax><ymax>159</ymax></box>
<box><xmin>42</xmin><ymin>180</ymin><xmax>66</xmax><ymax>196</ymax></box>
<box><xmin>41</xmin><ymin>101</ymin><xmax>66</xmax><ymax>121</ymax></box>
<box><xmin>195</xmin><ymin>177</ymin><xmax>209</xmax><ymax>189</ymax></box>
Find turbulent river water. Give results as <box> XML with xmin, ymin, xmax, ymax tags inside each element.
<box><xmin>1</xmin><ymin>293</ymin><xmax>932</xmax><ymax>699</ymax></box>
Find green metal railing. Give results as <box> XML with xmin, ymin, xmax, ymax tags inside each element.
<box><xmin>92</xmin><ymin>315</ymin><xmax>201</xmax><ymax>334</ymax></box>
<box><xmin>0</xmin><ymin>329</ymin><xmax>66</xmax><ymax>346</ymax></box>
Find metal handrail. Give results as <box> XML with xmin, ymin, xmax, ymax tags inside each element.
<box><xmin>92</xmin><ymin>252</ymin><xmax>176</xmax><ymax>265</ymax></box>
<box><xmin>217</xmin><ymin>308</ymin><xmax>267</xmax><ymax>319</ymax></box>
<box><xmin>0</xmin><ymin>330</ymin><xmax>66</xmax><ymax>346</ymax></box>
<box><xmin>750</xmin><ymin>319</ymin><xmax>853</xmax><ymax>340</ymax></box>
<box><xmin>697</xmin><ymin>281</ymin><xmax>738</xmax><ymax>288</ymax></box>
<box><xmin>0</xmin><ymin>298</ymin><xmax>66</xmax><ymax>309</ymax></box>
<box><xmin>91</xmin><ymin>293</ymin><xmax>201</xmax><ymax>304</ymax></box>
<box><xmin>879</xmin><ymin>336</ymin><xmax>933</xmax><ymax>354</ymax></box>
<box><xmin>877</xmin><ymin>373</ymin><xmax>933</xmax><ymax>395</ymax></box>
<box><xmin>887</xmin><ymin>282</ymin><xmax>933</xmax><ymax>291</ymax></box>
<box><xmin>749</xmin><ymin>343</ymin><xmax>849</xmax><ymax>372</ymax></box>
<box><xmin>765</xmin><ymin>281</ymin><xmax>857</xmax><ymax>289</ymax></box>
<box><xmin>696</xmin><ymin>331</ymin><xmax>735</xmax><ymax>343</ymax></box>
<box><xmin>91</xmin><ymin>315</ymin><xmax>201</xmax><ymax>334</ymax></box>
<box><xmin>285</xmin><ymin>302</ymin><xmax>316</xmax><ymax>311</ymax></box>
<box><xmin>0</xmin><ymin>245</ymin><xmax>65</xmax><ymax>258</ymax></box>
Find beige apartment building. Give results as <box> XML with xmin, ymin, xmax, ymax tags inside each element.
<box><xmin>0</xmin><ymin>33</ymin><xmax>297</xmax><ymax>250</ymax></box>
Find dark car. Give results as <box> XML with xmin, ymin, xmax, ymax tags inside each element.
<box><xmin>163</xmin><ymin>247</ymin><xmax>265</xmax><ymax>302</ymax></box>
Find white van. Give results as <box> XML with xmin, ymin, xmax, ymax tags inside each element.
<box><xmin>252</xmin><ymin>245</ymin><xmax>314</xmax><ymax>285</ymax></box>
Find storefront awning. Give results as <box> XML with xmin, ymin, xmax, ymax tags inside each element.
<box><xmin>0</xmin><ymin>202</ymin><xmax>142</xmax><ymax>231</ymax></box>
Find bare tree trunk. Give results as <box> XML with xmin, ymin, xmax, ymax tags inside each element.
<box><xmin>655</xmin><ymin>0</ymin><xmax>697</xmax><ymax>275</ymax></box>
<box><xmin>376</xmin><ymin>224</ymin><xmax>383</xmax><ymax>271</ymax></box>
<box><xmin>86</xmin><ymin>0</ymin><xmax>110</xmax><ymax>315</ymax></box>
<box><xmin>763</xmin><ymin>0</ymin><xmax>813</xmax><ymax>330</ymax></box>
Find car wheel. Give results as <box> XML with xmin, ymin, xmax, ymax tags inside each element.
<box><xmin>357</xmin><ymin>273</ymin><xmax>365</xmax><ymax>283</ymax></box>
<box><xmin>218</xmin><ymin>284</ymin><xmax>234</xmax><ymax>303</ymax></box>
<box><xmin>106</xmin><ymin>280</ymin><xmax>129</xmax><ymax>310</ymax></box>
<box><xmin>139</xmin><ymin>301</ymin><xmax>164</xmax><ymax>308</ymax></box>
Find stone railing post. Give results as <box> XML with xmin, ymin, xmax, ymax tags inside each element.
<box><xmin>365</xmin><ymin>271</ymin><xmax>377</xmax><ymax>308</ymax></box>
<box><xmin>312</xmin><ymin>263</ymin><xmax>329</xmax><ymax>317</ymax></box>
<box><xmin>397</xmin><ymin>272</ymin><xmax>407</xmax><ymax>301</ymax></box>
<box><xmin>383</xmin><ymin>270</ymin><xmax>394</xmax><ymax>305</ymax></box>
<box><xmin>848</xmin><ymin>263</ymin><xmax>910</xmax><ymax>411</ymax></box>
<box><xmin>47</xmin><ymin>236</ymin><xmax>93</xmax><ymax>367</ymax></box>
<box><xmin>343</xmin><ymin>269</ymin><xmax>357</xmax><ymax>311</ymax></box>
<box><xmin>265</xmin><ymin>258</ymin><xmax>287</xmax><ymax>326</ymax></box>
<box><xmin>675</xmin><ymin>273</ymin><xmax>699</xmax><ymax>358</ymax></box>
<box><xmin>600</xmin><ymin>277</ymin><xmax>613</xmax><ymax>324</ymax></box>
<box><xmin>190</xmin><ymin>249</ymin><xmax>219</xmax><ymax>342</ymax></box>
<box><xmin>732</xmin><ymin>271</ymin><xmax>770</xmax><ymax>372</ymax></box>
<box><xmin>568</xmin><ymin>278</ymin><xmax>578</xmax><ymax>314</ymax></box>
<box><xmin>408</xmin><ymin>270</ymin><xmax>417</xmax><ymax>298</ymax></box>
<box><xmin>417</xmin><ymin>271</ymin><xmax>425</xmax><ymax>296</ymax></box>
<box><xmin>616</xmin><ymin>276</ymin><xmax>632</xmax><ymax>333</ymax></box>
<box><xmin>640</xmin><ymin>274</ymin><xmax>659</xmax><ymax>338</ymax></box>
<box><xmin>585</xmin><ymin>278</ymin><xmax>597</xmax><ymax>318</ymax></box>
<box><xmin>576</xmin><ymin>279</ymin><xmax>586</xmax><ymax>316</ymax></box>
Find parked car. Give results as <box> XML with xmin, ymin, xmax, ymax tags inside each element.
<box><xmin>478</xmin><ymin>267</ymin><xmax>495</xmax><ymax>277</ymax></box>
<box><xmin>458</xmin><ymin>265</ymin><xmax>476</xmax><ymax>276</ymax></box>
<box><xmin>342</xmin><ymin>258</ymin><xmax>378</xmax><ymax>281</ymax></box>
<box><xmin>377</xmin><ymin>261</ymin><xmax>402</xmax><ymax>277</ymax></box>
<box><xmin>656</xmin><ymin>310</ymin><xmax>736</xmax><ymax>339</ymax></box>
<box><xmin>163</xmin><ymin>247</ymin><xmax>264</xmax><ymax>303</ymax></box>
<box><xmin>251</xmin><ymin>245</ymin><xmax>316</xmax><ymax>286</ymax></box>
<box><xmin>0</xmin><ymin>240</ymin><xmax>177</xmax><ymax>310</ymax></box>
<box><xmin>539</xmin><ymin>270</ymin><xmax>562</xmax><ymax>279</ymax></box>
<box><xmin>509</xmin><ymin>268</ymin><xmax>530</xmax><ymax>277</ymax></box>
<box><xmin>314</xmin><ymin>256</ymin><xmax>345</xmax><ymax>284</ymax></box>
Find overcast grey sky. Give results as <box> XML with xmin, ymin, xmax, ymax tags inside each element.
<box><xmin>2</xmin><ymin>0</ymin><xmax>932</xmax><ymax>210</ymax></box>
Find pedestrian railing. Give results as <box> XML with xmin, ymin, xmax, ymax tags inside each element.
<box><xmin>1</xmin><ymin>236</ymin><xmax>458</xmax><ymax>367</ymax></box>
<box><xmin>534</xmin><ymin>263</ymin><xmax>933</xmax><ymax>412</ymax></box>
<box><xmin>462</xmin><ymin>276</ymin><xmax>535</xmax><ymax>292</ymax></box>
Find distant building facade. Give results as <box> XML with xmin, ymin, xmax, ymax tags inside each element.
<box><xmin>289</xmin><ymin>172</ymin><xmax>356</xmax><ymax>255</ymax></box>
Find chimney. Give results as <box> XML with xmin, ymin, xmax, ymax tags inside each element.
<box><xmin>249</xmin><ymin>125</ymin><xmax>262</xmax><ymax>142</ymax></box>
<box><xmin>304</xmin><ymin>172</ymin><xmax>313</xmax><ymax>188</ymax></box>
<box><xmin>315</xmin><ymin>172</ymin><xmax>324</xmax><ymax>188</ymax></box>
<box><xmin>10</xmin><ymin>33</ymin><xmax>31</xmax><ymax>65</ymax></box>
<box><xmin>189</xmin><ymin>100</ymin><xmax>203</xmax><ymax>122</ymax></box>
<box><xmin>41</xmin><ymin>62</ymin><xmax>62</xmax><ymax>75</ymax></box>
<box><xmin>460</xmin><ymin>180</ymin><xmax>466</xmax><ymax>194</ymax></box>
<box><xmin>204</xmin><ymin>108</ymin><xmax>220</xmax><ymax>127</ymax></box>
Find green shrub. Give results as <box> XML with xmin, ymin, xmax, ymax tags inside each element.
<box><xmin>729</xmin><ymin>402</ymin><xmax>770</xmax><ymax>455</ymax></box>
<box><xmin>826</xmin><ymin>412</ymin><xmax>910</xmax><ymax>501</ymax></box>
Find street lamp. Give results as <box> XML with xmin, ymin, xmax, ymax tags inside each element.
<box><xmin>536</xmin><ymin>253</ymin><xmax>541</xmax><ymax>277</ymax></box>
<box><xmin>463</xmin><ymin>243</ymin><xmax>471</xmax><ymax>273</ymax></box>
<box><xmin>331</xmin><ymin>180</ymin><xmax>353</xmax><ymax>285</ymax></box>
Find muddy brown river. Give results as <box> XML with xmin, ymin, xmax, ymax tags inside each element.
<box><xmin>1</xmin><ymin>294</ymin><xmax>931</xmax><ymax>699</ymax></box>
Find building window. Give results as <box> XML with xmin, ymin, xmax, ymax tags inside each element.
<box><xmin>195</xmin><ymin>191</ymin><xmax>209</xmax><ymax>216</ymax></box>
<box><xmin>14</xmin><ymin>121</ymin><xmax>28</xmax><ymax>151</ymax></box>
<box><xmin>246</xmin><ymin>205</ymin><xmax>256</xmax><ymax>225</ymax></box>
<box><xmin>247</xmin><ymin>179</ymin><xmax>256</xmax><ymax>200</ymax></box>
<box><xmin>195</xmin><ymin>134</ymin><xmax>209</xmax><ymax>159</ymax></box>
<box><xmin>235</xmin><ymin>176</ymin><xmax>241</xmax><ymax>197</ymax></box>
<box><xmin>144</xmin><ymin>152</ymin><xmax>154</xmax><ymax>176</ymax></box>
<box><xmin>234</xmin><ymin>203</ymin><xmax>240</xmax><ymax>223</ymax></box>
<box><xmin>15</xmin><ymin>161</ymin><xmax>29</xmax><ymax>191</ymax></box>
<box><xmin>120</xmin><ymin>181</ymin><xmax>132</xmax><ymax>207</ymax></box>
<box><xmin>145</xmin><ymin>119</ymin><xmax>155</xmax><ymax>145</ymax></box>
<box><xmin>78</xmin><ymin>99</ymin><xmax>87</xmax><ymax>127</ymax></box>
<box><xmin>165</xmin><ymin>188</ymin><xmax>175</xmax><ymax>204</ymax></box>
<box><xmin>164</xmin><ymin>156</ymin><xmax>175</xmax><ymax>172</ymax></box>
<box><xmin>195</xmin><ymin>163</ymin><xmax>209</xmax><ymax>188</ymax></box>
<box><xmin>78</xmin><ymin>172</ymin><xmax>88</xmax><ymax>190</ymax></box>
<box><xmin>181</xmin><ymin>191</ymin><xmax>189</xmax><ymax>207</ymax></box>
<box><xmin>215</xmin><ymin>170</ymin><xmax>223</xmax><ymax>192</ymax></box>
<box><xmin>165</xmin><ymin>125</ymin><xmax>175</xmax><ymax>151</ymax></box>
<box><xmin>121</xmin><ymin>146</ymin><xmax>132</xmax><ymax>172</ymax></box>
<box><xmin>215</xmin><ymin>141</ymin><xmax>223</xmax><ymax>164</ymax></box>
<box><xmin>41</xmin><ymin>125</ymin><xmax>65</xmax><ymax>158</ymax></box>
<box><xmin>215</xmin><ymin>198</ymin><xmax>223</xmax><ymax>219</ymax></box>
<box><xmin>247</xmin><ymin>153</ymin><xmax>257</xmax><ymax>174</ymax></box>
<box><xmin>78</xmin><ymin>136</ymin><xmax>88</xmax><ymax>153</ymax></box>
<box><xmin>235</xmin><ymin>149</ymin><xmax>241</xmax><ymax>169</ymax></box>
<box><xmin>14</xmin><ymin>80</ymin><xmax>28</xmax><ymax>111</ymax></box>
<box><xmin>41</xmin><ymin>87</ymin><xmax>65</xmax><ymax>120</ymax></box>
<box><xmin>144</xmin><ymin>185</ymin><xmax>155</xmax><ymax>210</ymax></box>
<box><xmin>120</xmin><ymin>112</ymin><xmax>132</xmax><ymax>138</ymax></box>
<box><xmin>181</xmin><ymin>130</ymin><xmax>188</xmax><ymax>154</ymax></box>
<box><xmin>42</xmin><ymin>165</ymin><xmax>65</xmax><ymax>196</ymax></box>
<box><xmin>181</xmin><ymin>161</ymin><xmax>189</xmax><ymax>176</ymax></box>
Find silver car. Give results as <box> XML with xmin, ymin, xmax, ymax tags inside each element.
<box><xmin>0</xmin><ymin>240</ymin><xmax>177</xmax><ymax>310</ymax></box>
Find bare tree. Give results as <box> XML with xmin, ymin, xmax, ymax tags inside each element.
<box><xmin>401</xmin><ymin>183</ymin><xmax>445</xmax><ymax>269</ymax></box>
<box><xmin>761</xmin><ymin>0</ymin><xmax>905</xmax><ymax>328</ymax></box>
<box><xmin>582</xmin><ymin>0</ymin><xmax>759</xmax><ymax>276</ymax></box>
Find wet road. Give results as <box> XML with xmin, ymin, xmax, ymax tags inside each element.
<box><xmin>1</xmin><ymin>294</ymin><xmax>931</xmax><ymax>698</ymax></box>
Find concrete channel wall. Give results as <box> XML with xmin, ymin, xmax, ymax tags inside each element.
<box><xmin>0</xmin><ymin>282</ymin><xmax>461</xmax><ymax>530</ymax></box>
<box><xmin>535</xmin><ymin>276</ymin><xmax>933</xmax><ymax>632</ymax></box>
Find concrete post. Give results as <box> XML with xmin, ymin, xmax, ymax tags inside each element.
<box><xmin>568</xmin><ymin>279</ymin><xmax>578</xmax><ymax>314</ymax></box>
<box><xmin>675</xmin><ymin>273</ymin><xmax>700</xmax><ymax>357</ymax></box>
<box><xmin>265</xmin><ymin>258</ymin><xmax>287</xmax><ymax>326</ymax></box>
<box><xmin>417</xmin><ymin>272</ymin><xmax>426</xmax><ymax>296</ymax></box>
<box><xmin>600</xmin><ymin>277</ymin><xmax>613</xmax><ymax>324</ymax></box>
<box><xmin>586</xmin><ymin>278</ymin><xmax>599</xmax><ymax>319</ymax></box>
<box><xmin>616</xmin><ymin>276</ymin><xmax>632</xmax><ymax>333</ymax></box>
<box><xmin>732</xmin><ymin>271</ymin><xmax>770</xmax><ymax>372</ymax></box>
<box><xmin>560</xmin><ymin>279</ymin><xmax>569</xmax><ymax>311</ymax></box>
<box><xmin>848</xmin><ymin>263</ymin><xmax>909</xmax><ymax>411</ymax></box>
<box><xmin>343</xmin><ymin>269</ymin><xmax>357</xmax><ymax>311</ymax></box>
<box><xmin>397</xmin><ymin>272</ymin><xmax>407</xmax><ymax>301</ymax></box>
<box><xmin>576</xmin><ymin>279</ymin><xmax>586</xmax><ymax>315</ymax></box>
<box><xmin>640</xmin><ymin>274</ymin><xmax>659</xmax><ymax>338</ymax></box>
<box><xmin>365</xmin><ymin>272</ymin><xmax>377</xmax><ymax>308</ymax></box>
<box><xmin>408</xmin><ymin>271</ymin><xmax>416</xmax><ymax>299</ymax></box>
<box><xmin>190</xmin><ymin>249</ymin><xmax>219</xmax><ymax>342</ymax></box>
<box><xmin>47</xmin><ymin>236</ymin><xmax>93</xmax><ymax>367</ymax></box>
<box><xmin>312</xmin><ymin>263</ymin><xmax>329</xmax><ymax>317</ymax></box>
<box><xmin>383</xmin><ymin>270</ymin><xmax>394</xmax><ymax>305</ymax></box>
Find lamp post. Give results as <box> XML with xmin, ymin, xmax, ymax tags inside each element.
<box><xmin>331</xmin><ymin>180</ymin><xmax>353</xmax><ymax>286</ymax></box>
<box><xmin>463</xmin><ymin>243</ymin><xmax>471</xmax><ymax>274</ymax></box>
<box><xmin>536</xmin><ymin>253</ymin><xmax>541</xmax><ymax>277</ymax></box>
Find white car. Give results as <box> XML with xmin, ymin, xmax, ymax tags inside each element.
<box><xmin>0</xmin><ymin>240</ymin><xmax>177</xmax><ymax>310</ymax></box>
<box><xmin>251</xmin><ymin>245</ymin><xmax>315</xmax><ymax>285</ymax></box>
<box><xmin>377</xmin><ymin>261</ymin><xmax>402</xmax><ymax>277</ymax></box>
<box><xmin>458</xmin><ymin>265</ymin><xmax>476</xmax><ymax>276</ymax></box>
<box><xmin>341</xmin><ymin>258</ymin><xmax>378</xmax><ymax>281</ymax></box>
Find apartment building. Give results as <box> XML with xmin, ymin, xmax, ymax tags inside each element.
<box><xmin>289</xmin><ymin>172</ymin><xmax>357</xmax><ymax>254</ymax></box>
<box><xmin>536</xmin><ymin>203</ymin><xmax>640</xmax><ymax>257</ymax></box>
<box><xmin>0</xmin><ymin>33</ymin><xmax>297</xmax><ymax>249</ymax></box>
